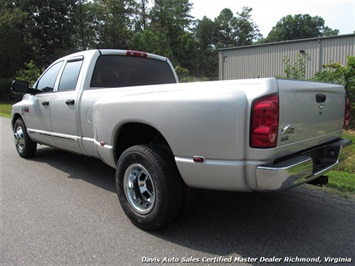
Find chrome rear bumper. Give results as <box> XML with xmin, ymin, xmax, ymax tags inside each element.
<box><xmin>256</xmin><ymin>139</ymin><xmax>352</xmax><ymax>191</ymax></box>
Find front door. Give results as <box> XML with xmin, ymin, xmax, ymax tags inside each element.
<box><xmin>25</xmin><ymin>61</ymin><xmax>64</xmax><ymax>146</ymax></box>
<box><xmin>24</xmin><ymin>93</ymin><xmax>54</xmax><ymax>146</ymax></box>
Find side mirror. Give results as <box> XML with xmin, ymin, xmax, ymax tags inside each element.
<box><xmin>11</xmin><ymin>80</ymin><xmax>30</xmax><ymax>94</ymax></box>
<box><xmin>11</xmin><ymin>80</ymin><xmax>39</xmax><ymax>94</ymax></box>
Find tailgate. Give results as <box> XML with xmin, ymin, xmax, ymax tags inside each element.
<box><xmin>276</xmin><ymin>79</ymin><xmax>345</xmax><ymax>159</ymax></box>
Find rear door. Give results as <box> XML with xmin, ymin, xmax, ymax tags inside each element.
<box><xmin>276</xmin><ymin>79</ymin><xmax>345</xmax><ymax>158</ymax></box>
<box><xmin>50</xmin><ymin>58</ymin><xmax>84</xmax><ymax>153</ymax></box>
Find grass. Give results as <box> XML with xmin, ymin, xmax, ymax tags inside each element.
<box><xmin>0</xmin><ymin>103</ymin><xmax>12</xmax><ymax>118</ymax></box>
<box><xmin>325</xmin><ymin>131</ymin><xmax>355</xmax><ymax>198</ymax></box>
<box><xmin>0</xmin><ymin>103</ymin><xmax>354</xmax><ymax>198</ymax></box>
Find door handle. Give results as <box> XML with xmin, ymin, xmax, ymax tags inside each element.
<box><xmin>316</xmin><ymin>94</ymin><xmax>327</xmax><ymax>103</ymax></box>
<box><xmin>42</xmin><ymin>101</ymin><xmax>49</xmax><ymax>106</ymax></box>
<box><xmin>65</xmin><ymin>99</ymin><xmax>75</xmax><ymax>105</ymax></box>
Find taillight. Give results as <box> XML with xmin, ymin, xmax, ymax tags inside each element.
<box><xmin>251</xmin><ymin>94</ymin><xmax>279</xmax><ymax>148</ymax></box>
<box><xmin>126</xmin><ymin>50</ymin><xmax>148</xmax><ymax>58</ymax></box>
<box><xmin>344</xmin><ymin>97</ymin><xmax>351</xmax><ymax>128</ymax></box>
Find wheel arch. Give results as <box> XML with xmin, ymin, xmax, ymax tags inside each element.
<box><xmin>11</xmin><ymin>113</ymin><xmax>23</xmax><ymax>128</ymax></box>
<box><xmin>113</xmin><ymin>122</ymin><xmax>174</xmax><ymax>164</ymax></box>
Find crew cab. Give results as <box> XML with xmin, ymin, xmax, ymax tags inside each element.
<box><xmin>11</xmin><ymin>49</ymin><xmax>352</xmax><ymax>230</ymax></box>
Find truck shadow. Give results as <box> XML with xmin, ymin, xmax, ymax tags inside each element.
<box><xmin>155</xmin><ymin>189</ymin><xmax>355</xmax><ymax>260</ymax></box>
<box><xmin>33</xmin><ymin>146</ymin><xmax>116</xmax><ymax>193</ymax></box>
<box><xmin>31</xmin><ymin>146</ymin><xmax>355</xmax><ymax>260</ymax></box>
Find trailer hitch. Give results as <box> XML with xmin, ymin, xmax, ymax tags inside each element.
<box><xmin>308</xmin><ymin>176</ymin><xmax>328</xmax><ymax>187</ymax></box>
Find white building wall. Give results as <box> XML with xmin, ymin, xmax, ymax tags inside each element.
<box><xmin>219</xmin><ymin>34</ymin><xmax>355</xmax><ymax>80</ymax></box>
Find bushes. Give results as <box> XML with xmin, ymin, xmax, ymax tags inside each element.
<box><xmin>314</xmin><ymin>56</ymin><xmax>355</xmax><ymax>97</ymax></box>
<box><xmin>0</xmin><ymin>78</ymin><xmax>19</xmax><ymax>102</ymax></box>
<box><xmin>0</xmin><ymin>60</ymin><xmax>43</xmax><ymax>103</ymax></box>
<box><xmin>15</xmin><ymin>60</ymin><xmax>43</xmax><ymax>87</ymax></box>
<box><xmin>282</xmin><ymin>53</ymin><xmax>310</xmax><ymax>80</ymax></box>
<box><xmin>313</xmin><ymin>56</ymin><xmax>355</xmax><ymax>129</ymax></box>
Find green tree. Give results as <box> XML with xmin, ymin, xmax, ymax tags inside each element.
<box><xmin>133</xmin><ymin>0</ymin><xmax>149</xmax><ymax>31</ymax></box>
<box><xmin>0</xmin><ymin>4</ymin><xmax>28</xmax><ymax>78</ymax></box>
<box><xmin>93</xmin><ymin>0</ymin><xmax>136</xmax><ymax>49</ymax></box>
<box><xmin>214</xmin><ymin>7</ymin><xmax>261</xmax><ymax>48</ymax></box>
<box><xmin>174</xmin><ymin>31</ymin><xmax>198</xmax><ymax>74</ymax></box>
<box><xmin>15</xmin><ymin>0</ymin><xmax>78</xmax><ymax>65</ymax></box>
<box><xmin>131</xmin><ymin>29</ymin><xmax>173</xmax><ymax>58</ymax></box>
<box><xmin>149</xmin><ymin>0</ymin><xmax>194</xmax><ymax>68</ymax></box>
<box><xmin>265</xmin><ymin>14</ymin><xmax>339</xmax><ymax>42</ymax></box>
<box><xmin>234</xmin><ymin>6</ymin><xmax>262</xmax><ymax>46</ymax></box>
<box><xmin>150</xmin><ymin>0</ymin><xmax>193</xmax><ymax>31</ymax></box>
<box><xmin>214</xmin><ymin>8</ymin><xmax>237</xmax><ymax>48</ymax></box>
<box><xmin>16</xmin><ymin>60</ymin><xmax>43</xmax><ymax>87</ymax></box>
<box><xmin>194</xmin><ymin>16</ymin><xmax>218</xmax><ymax>79</ymax></box>
<box><xmin>195</xmin><ymin>16</ymin><xmax>215</xmax><ymax>51</ymax></box>
<box><xmin>0</xmin><ymin>2</ymin><xmax>29</xmax><ymax>101</ymax></box>
<box><xmin>71</xmin><ymin>0</ymin><xmax>102</xmax><ymax>50</ymax></box>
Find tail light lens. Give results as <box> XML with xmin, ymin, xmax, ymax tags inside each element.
<box><xmin>251</xmin><ymin>94</ymin><xmax>279</xmax><ymax>148</ymax></box>
<box><xmin>344</xmin><ymin>97</ymin><xmax>351</xmax><ymax>128</ymax></box>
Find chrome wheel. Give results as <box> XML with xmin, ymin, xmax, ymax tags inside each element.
<box><xmin>14</xmin><ymin>125</ymin><xmax>25</xmax><ymax>152</ymax></box>
<box><xmin>13</xmin><ymin>118</ymin><xmax>37</xmax><ymax>158</ymax></box>
<box><xmin>124</xmin><ymin>164</ymin><xmax>156</xmax><ymax>214</ymax></box>
<box><xmin>116</xmin><ymin>145</ymin><xmax>184</xmax><ymax>230</ymax></box>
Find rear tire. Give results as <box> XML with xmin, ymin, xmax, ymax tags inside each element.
<box><xmin>116</xmin><ymin>145</ymin><xmax>183</xmax><ymax>230</ymax></box>
<box><xmin>13</xmin><ymin>118</ymin><xmax>37</xmax><ymax>158</ymax></box>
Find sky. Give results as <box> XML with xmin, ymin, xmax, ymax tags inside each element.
<box><xmin>188</xmin><ymin>0</ymin><xmax>355</xmax><ymax>37</ymax></box>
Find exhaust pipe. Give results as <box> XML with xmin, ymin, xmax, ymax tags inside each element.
<box><xmin>308</xmin><ymin>176</ymin><xmax>328</xmax><ymax>187</ymax></box>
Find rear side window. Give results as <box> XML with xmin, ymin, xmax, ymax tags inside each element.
<box><xmin>90</xmin><ymin>55</ymin><xmax>176</xmax><ymax>88</ymax></box>
<box><xmin>58</xmin><ymin>59</ymin><xmax>83</xmax><ymax>91</ymax></box>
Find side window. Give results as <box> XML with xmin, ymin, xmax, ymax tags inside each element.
<box><xmin>36</xmin><ymin>61</ymin><xmax>63</xmax><ymax>92</ymax></box>
<box><xmin>58</xmin><ymin>60</ymin><xmax>83</xmax><ymax>92</ymax></box>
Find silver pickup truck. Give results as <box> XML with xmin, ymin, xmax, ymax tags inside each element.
<box><xmin>11</xmin><ymin>49</ymin><xmax>352</xmax><ymax>230</ymax></box>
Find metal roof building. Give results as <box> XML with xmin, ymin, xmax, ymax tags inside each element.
<box><xmin>218</xmin><ymin>34</ymin><xmax>355</xmax><ymax>80</ymax></box>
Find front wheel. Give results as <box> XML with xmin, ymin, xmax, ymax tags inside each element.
<box><xmin>116</xmin><ymin>145</ymin><xmax>183</xmax><ymax>230</ymax></box>
<box><xmin>13</xmin><ymin>118</ymin><xmax>37</xmax><ymax>158</ymax></box>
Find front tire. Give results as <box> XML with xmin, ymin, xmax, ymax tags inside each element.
<box><xmin>116</xmin><ymin>145</ymin><xmax>183</xmax><ymax>230</ymax></box>
<box><xmin>13</xmin><ymin>118</ymin><xmax>37</xmax><ymax>158</ymax></box>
